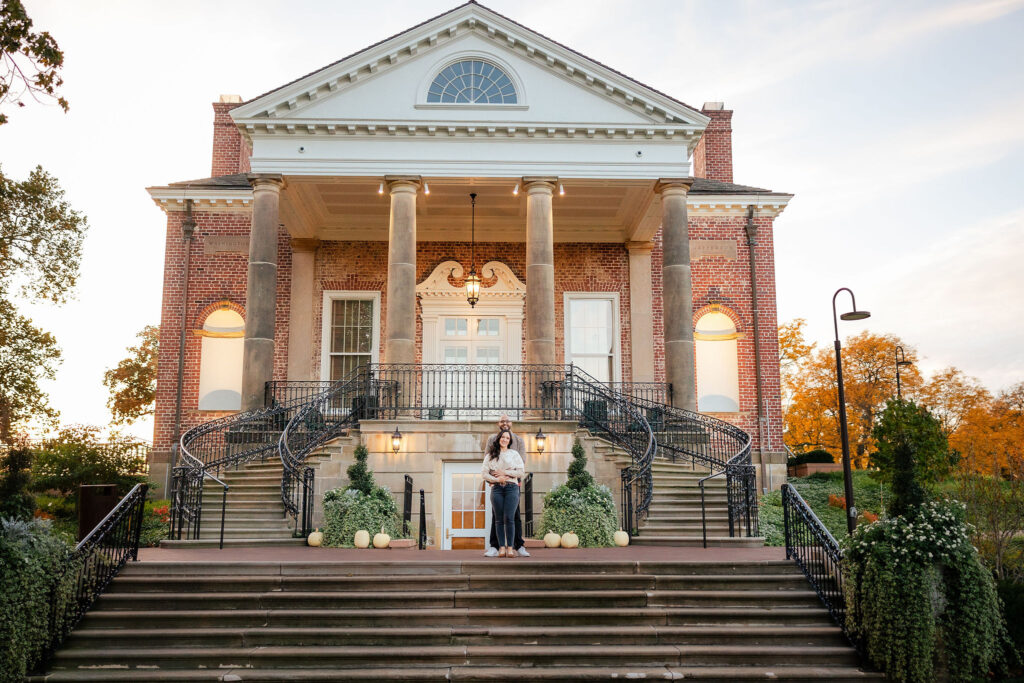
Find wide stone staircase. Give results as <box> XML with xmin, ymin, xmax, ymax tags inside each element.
<box><xmin>32</xmin><ymin>558</ymin><xmax>882</xmax><ymax>681</ymax></box>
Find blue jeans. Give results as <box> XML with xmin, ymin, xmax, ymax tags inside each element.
<box><xmin>490</xmin><ymin>483</ymin><xmax>520</xmax><ymax>548</ymax></box>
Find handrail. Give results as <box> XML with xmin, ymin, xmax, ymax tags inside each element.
<box><xmin>782</xmin><ymin>483</ymin><xmax>853</xmax><ymax>643</ymax></box>
<box><xmin>41</xmin><ymin>483</ymin><xmax>148</xmax><ymax>669</ymax></box>
<box><xmin>624</xmin><ymin>391</ymin><xmax>758</xmax><ymax>542</ymax></box>
<box><xmin>277</xmin><ymin>365</ymin><xmax>367</xmax><ymax>536</ymax></box>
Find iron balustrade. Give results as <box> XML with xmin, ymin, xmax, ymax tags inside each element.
<box><xmin>42</xmin><ymin>483</ymin><xmax>148</xmax><ymax>667</ymax></box>
<box><xmin>278</xmin><ymin>366</ymin><xmax>367</xmax><ymax>537</ymax></box>
<box><xmin>403</xmin><ymin>475</ymin><xmax>413</xmax><ymax>537</ymax></box>
<box><xmin>418</xmin><ymin>488</ymin><xmax>427</xmax><ymax>549</ymax></box>
<box><xmin>523</xmin><ymin>472</ymin><xmax>534</xmax><ymax>538</ymax></box>
<box><xmin>175</xmin><ymin>362</ymin><xmax>752</xmax><ymax>546</ymax></box>
<box><xmin>782</xmin><ymin>483</ymin><xmax>852</xmax><ymax>642</ymax></box>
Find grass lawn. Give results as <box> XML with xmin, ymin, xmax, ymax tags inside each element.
<box><xmin>759</xmin><ymin>471</ymin><xmax>886</xmax><ymax>546</ymax></box>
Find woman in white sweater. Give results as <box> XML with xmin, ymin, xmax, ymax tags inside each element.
<box><xmin>482</xmin><ymin>429</ymin><xmax>525</xmax><ymax>557</ymax></box>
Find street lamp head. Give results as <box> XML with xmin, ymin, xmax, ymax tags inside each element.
<box><xmin>840</xmin><ymin>310</ymin><xmax>871</xmax><ymax>321</ymax></box>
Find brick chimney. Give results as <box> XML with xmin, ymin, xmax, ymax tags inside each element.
<box><xmin>692</xmin><ymin>101</ymin><xmax>733</xmax><ymax>183</ymax></box>
<box><xmin>211</xmin><ymin>94</ymin><xmax>250</xmax><ymax>177</ymax></box>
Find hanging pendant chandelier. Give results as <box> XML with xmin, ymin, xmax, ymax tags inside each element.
<box><xmin>466</xmin><ymin>192</ymin><xmax>481</xmax><ymax>308</ymax></box>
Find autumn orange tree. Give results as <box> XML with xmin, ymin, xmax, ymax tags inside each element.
<box><xmin>779</xmin><ymin>320</ymin><xmax>922</xmax><ymax>466</ymax></box>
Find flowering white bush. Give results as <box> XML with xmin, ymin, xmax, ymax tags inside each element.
<box><xmin>842</xmin><ymin>500</ymin><xmax>1011</xmax><ymax>682</ymax></box>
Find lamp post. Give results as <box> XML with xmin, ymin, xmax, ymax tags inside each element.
<box><xmin>833</xmin><ymin>287</ymin><xmax>871</xmax><ymax>535</ymax></box>
<box><xmin>895</xmin><ymin>345</ymin><xmax>912</xmax><ymax>399</ymax></box>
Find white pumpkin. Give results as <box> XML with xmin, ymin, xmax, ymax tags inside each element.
<box><xmin>353</xmin><ymin>529</ymin><xmax>371</xmax><ymax>548</ymax></box>
<box><xmin>561</xmin><ymin>531</ymin><xmax>580</xmax><ymax>549</ymax></box>
<box><xmin>373</xmin><ymin>527</ymin><xmax>391</xmax><ymax>549</ymax></box>
<box><xmin>543</xmin><ymin>531</ymin><xmax>561</xmax><ymax>548</ymax></box>
<box><xmin>307</xmin><ymin>528</ymin><xmax>324</xmax><ymax>547</ymax></box>
<box><xmin>613</xmin><ymin>529</ymin><xmax>630</xmax><ymax>547</ymax></box>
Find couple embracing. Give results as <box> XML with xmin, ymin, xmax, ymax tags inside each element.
<box><xmin>481</xmin><ymin>414</ymin><xmax>530</xmax><ymax>558</ymax></box>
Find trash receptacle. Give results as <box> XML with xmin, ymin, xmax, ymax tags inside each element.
<box><xmin>79</xmin><ymin>484</ymin><xmax>119</xmax><ymax>541</ymax></box>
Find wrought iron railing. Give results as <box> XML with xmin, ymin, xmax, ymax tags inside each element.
<box><xmin>783</xmin><ymin>483</ymin><xmax>851</xmax><ymax>641</ymax></box>
<box><xmin>43</xmin><ymin>483</ymin><xmax>148</xmax><ymax>666</ymax></box>
<box><xmin>403</xmin><ymin>474</ymin><xmax>413</xmax><ymax>537</ymax></box>
<box><xmin>278</xmin><ymin>367</ymin><xmax>367</xmax><ymax>537</ymax></box>
<box><xmin>523</xmin><ymin>472</ymin><xmax>534</xmax><ymax>538</ymax></box>
<box><xmin>626</xmin><ymin>391</ymin><xmax>758</xmax><ymax>543</ymax></box>
<box><xmin>608</xmin><ymin>382</ymin><xmax>673</xmax><ymax>406</ymax></box>
<box><xmin>171</xmin><ymin>389</ymin><xmax>311</xmax><ymax>541</ymax></box>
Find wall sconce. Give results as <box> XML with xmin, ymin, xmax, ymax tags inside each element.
<box><xmin>391</xmin><ymin>427</ymin><xmax>402</xmax><ymax>453</ymax></box>
<box><xmin>534</xmin><ymin>427</ymin><xmax>546</xmax><ymax>454</ymax></box>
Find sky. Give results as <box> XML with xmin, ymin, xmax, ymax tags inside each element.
<box><xmin>2</xmin><ymin>0</ymin><xmax>1022</xmax><ymax>441</ymax></box>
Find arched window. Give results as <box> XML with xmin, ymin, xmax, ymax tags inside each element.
<box><xmin>426</xmin><ymin>59</ymin><xmax>517</xmax><ymax>104</ymax></box>
<box><xmin>695</xmin><ymin>310</ymin><xmax>740</xmax><ymax>412</ymax></box>
<box><xmin>197</xmin><ymin>308</ymin><xmax>244</xmax><ymax>411</ymax></box>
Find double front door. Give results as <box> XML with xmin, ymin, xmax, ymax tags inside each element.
<box><xmin>435</xmin><ymin>315</ymin><xmax>505</xmax><ymax>419</ymax></box>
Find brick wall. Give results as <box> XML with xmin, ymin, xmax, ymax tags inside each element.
<box><xmin>153</xmin><ymin>211</ymin><xmax>783</xmax><ymax>468</ymax></box>
<box><xmin>692</xmin><ymin>106</ymin><xmax>733</xmax><ymax>183</ymax></box>
<box><xmin>152</xmin><ymin>211</ymin><xmax>290</xmax><ymax>465</ymax></box>
<box><xmin>211</xmin><ymin>102</ymin><xmax>251</xmax><ymax>177</ymax></box>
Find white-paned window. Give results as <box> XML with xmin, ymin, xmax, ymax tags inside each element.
<box><xmin>198</xmin><ymin>309</ymin><xmax>244</xmax><ymax>411</ymax></box>
<box><xmin>565</xmin><ymin>294</ymin><xmax>620</xmax><ymax>384</ymax></box>
<box><xmin>321</xmin><ymin>292</ymin><xmax>380</xmax><ymax>381</ymax></box>
<box><xmin>427</xmin><ymin>59</ymin><xmax>517</xmax><ymax>104</ymax></box>
<box><xmin>695</xmin><ymin>311</ymin><xmax>741</xmax><ymax>412</ymax></box>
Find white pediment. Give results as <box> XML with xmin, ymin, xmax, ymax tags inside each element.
<box><xmin>417</xmin><ymin>260</ymin><xmax>526</xmax><ymax>300</ymax></box>
<box><xmin>232</xmin><ymin>2</ymin><xmax>708</xmax><ymax>179</ymax></box>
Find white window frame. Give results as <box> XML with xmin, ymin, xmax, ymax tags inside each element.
<box><xmin>320</xmin><ymin>291</ymin><xmax>381</xmax><ymax>381</ymax></box>
<box><xmin>415</xmin><ymin>51</ymin><xmax>529</xmax><ymax>110</ymax></box>
<box><xmin>563</xmin><ymin>292</ymin><xmax>622</xmax><ymax>383</ymax></box>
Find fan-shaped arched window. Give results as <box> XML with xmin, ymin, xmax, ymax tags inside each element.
<box><xmin>695</xmin><ymin>310</ymin><xmax>741</xmax><ymax>413</ymax></box>
<box><xmin>427</xmin><ymin>60</ymin><xmax>517</xmax><ymax>104</ymax></box>
<box><xmin>197</xmin><ymin>308</ymin><xmax>244</xmax><ymax>411</ymax></box>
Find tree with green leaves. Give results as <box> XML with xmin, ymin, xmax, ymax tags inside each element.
<box><xmin>871</xmin><ymin>398</ymin><xmax>955</xmax><ymax>517</ymax></box>
<box><xmin>0</xmin><ymin>442</ymin><xmax>34</xmax><ymax>520</ymax></box>
<box><xmin>0</xmin><ymin>299</ymin><xmax>60</xmax><ymax>441</ymax></box>
<box><xmin>103</xmin><ymin>325</ymin><xmax>158</xmax><ymax>425</ymax></box>
<box><xmin>0</xmin><ymin>0</ymin><xmax>68</xmax><ymax>126</ymax></box>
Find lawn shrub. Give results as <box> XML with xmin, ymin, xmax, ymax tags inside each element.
<box><xmin>322</xmin><ymin>486</ymin><xmax>402</xmax><ymax>547</ymax></box>
<box><xmin>539</xmin><ymin>480</ymin><xmax>618</xmax><ymax>547</ymax></box>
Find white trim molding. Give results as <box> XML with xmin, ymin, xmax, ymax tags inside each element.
<box><xmin>563</xmin><ymin>291</ymin><xmax>622</xmax><ymax>383</ymax></box>
<box><xmin>320</xmin><ymin>290</ymin><xmax>381</xmax><ymax>381</ymax></box>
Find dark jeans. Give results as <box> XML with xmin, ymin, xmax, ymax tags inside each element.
<box><xmin>489</xmin><ymin>501</ymin><xmax>524</xmax><ymax>549</ymax></box>
<box><xmin>490</xmin><ymin>483</ymin><xmax>520</xmax><ymax>548</ymax></box>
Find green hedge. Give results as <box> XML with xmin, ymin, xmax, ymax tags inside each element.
<box><xmin>787</xmin><ymin>449</ymin><xmax>834</xmax><ymax>466</ymax></box>
<box><xmin>0</xmin><ymin>518</ymin><xmax>75</xmax><ymax>682</ymax></box>
<box><xmin>322</xmin><ymin>486</ymin><xmax>403</xmax><ymax>547</ymax></box>
<box><xmin>538</xmin><ymin>483</ymin><xmax>618</xmax><ymax>547</ymax></box>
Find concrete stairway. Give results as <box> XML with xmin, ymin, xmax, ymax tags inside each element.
<box><xmin>32</xmin><ymin>558</ymin><xmax>882</xmax><ymax>681</ymax></box>
<box><xmin>162</xmin><ymin>458</ymin><xmax>302</xmax><ymax>549</ymax></box>
<box><xmin>585</xmin><ymin>434</ymin><xmax>763</xmax><ymax>548</ymax></box>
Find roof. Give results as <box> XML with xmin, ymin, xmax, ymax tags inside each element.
<box><xmin>166</xmin><ymin>173</ymin><xmax>787</xmax><ymax>196</ymax></box>
<box><xmin>243</xmin><ymin>1</ymin><xmax>703</xmax><ymax>117</ymax></box>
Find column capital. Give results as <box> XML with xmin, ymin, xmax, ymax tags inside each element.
<box><xmin>626</xmin><ymin>240</ymin><xmax>654</xmax><ymax>254</ymax></box>
<box><xmin>522</xmin><ymin>176</ymin><xmax>558</xmax><ymax>194</ymax></box>
<box><xmin>248</xmin><ymin>173</ymin><xmax>285</xmax><ymax>191</ymax></box>
<box><xmin>655</xmin><ymin>177</ymin><xmax>694</xmax><ymax>196</ymax></box>
<box><xmin>291</xmin><ymin>238</ymin><xmax>321</xmax><ymax>253</ymax></box>
<box><xmin>385</xmin><ymin>175</ymin><xmax>422</xmax><ymax>193</ymax></box>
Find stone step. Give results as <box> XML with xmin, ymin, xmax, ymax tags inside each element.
<box><xmin>103</xmin><ymin>573</ymin><xmax>810</xmax><ymax>594</ymax></box>
<box><xmin>118</xmin><ymin>559</ymin><xmax>803</xmax><ymax>577</ymax></box>
<box><xmin>630</xmin><ymin>535</ymin><xmax>765</xmax><ymax>548</ymax></box>
<box><xmin>158</xmin><ymin>538</ymin><xmax>306</xmax><ymax>549</ymax></box>
<box><xmin>64</xmin><ymin>624</ymin><xmax>848</xmax><ymax>649</ymax></box>
<box><xmin>28</xmin><ymin>666</ymin><xmax>885</xmax><ymax>682</ymax></box>
<box><xmin>94</xmin><ymin>588</ymin><xmax>820</xmax><ymax>611</ymax></box>
<box><xmin>49</xmin><ymin>644</ymin><xmax>861</xmax><ymax>671</ymax></box>
<box><xmin>81</xmin><ymin>606</ymin><xmax>836</xmax><ymax>630</ymax></box>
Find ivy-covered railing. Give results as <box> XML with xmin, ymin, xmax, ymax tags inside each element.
<box><xmin>782</xmin><ymin>483</ymin><xmax>853</xmax><ymax>643</ymax></box>
<box><xmin>44</xmin><ymin>483</ymin><xmax>148</xmax><ymax>663</ymax></box>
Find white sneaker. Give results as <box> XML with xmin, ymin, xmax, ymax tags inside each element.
<box><xmin>516</xmin><ymin>546</ymin><xmax>530</xmax><ymax>557</ymax></box>
<box><xmin>484</xmin><ymin>547</ymin><xmax>499</xmax><ymax>557</ymax></box>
